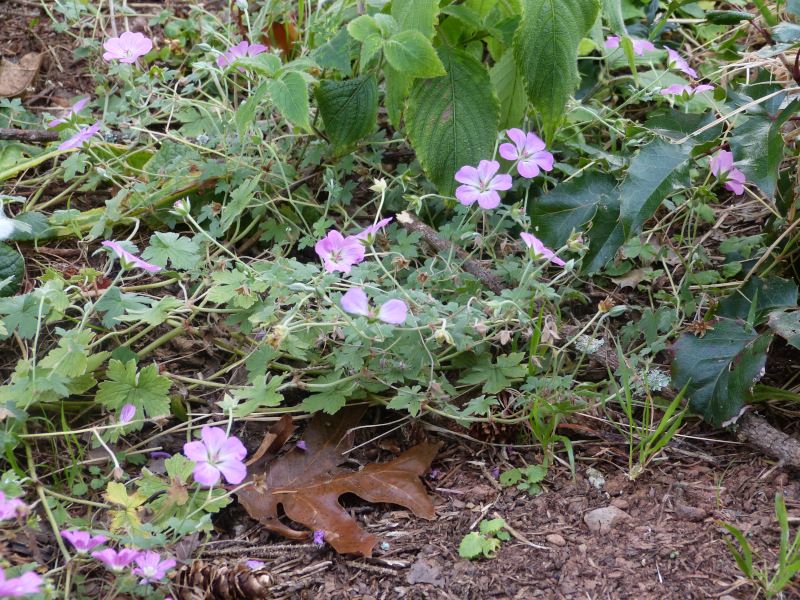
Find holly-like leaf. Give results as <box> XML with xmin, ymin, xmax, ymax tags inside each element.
<box><xmin>96</xmin><ymin>359</ymin><xmax>171</xmax><ymax>419</ymax></box>
<box><xmin>513</xmin><ymin>0</ymin><xmax>600</xmax><ymax>141</ymax></box>
<box><xmin>237</xmin><ymin>407</ymin><xmax>439</xmax><ymax>557</ymax></box>
<box><xmin>314</xmin><ymin>75</ymin><xmax>378</xmax><ymax>156</ymax></box>
<box><xmin>717</xmin><ymin>276</ymin><xmax>798</xmax><ymax>323</ymax></box>
<box><xmin>669</xmin><ymin>318</ymin><xmax>771</xmax><ymax>426</ymax></box>
<box><xmin>406</xmin><ymin>46</ymin><xmax>499</xmax><ymax>196</ymax></box>
<box><xmin>620</xmin><ymin>137</ymin><xmax>693</xmax><ymax>238</ymax></box>
<box><xmin>141</xmin><ymin>232</ymin><xmax>200</xmax><ymax>271</ymax></box>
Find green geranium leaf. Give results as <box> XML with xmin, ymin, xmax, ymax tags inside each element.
<box><xmin>96</xmin><ymin>359</ymin><xmax>171</xmax><ymax>419</ymax></box>
<box><xmin>95</xmin><ymin>287</ymin><xmax>150</xmax><ymax>328</ymax></box>
<box><xmin>142</xmin><ymin>232</ymin><xmax>200</xmax><ymax>271</ymax></box>
<box><xmin>0</xmin><ymin>292</ymin><xmax>38</xmax><ymax>338</ymax></box>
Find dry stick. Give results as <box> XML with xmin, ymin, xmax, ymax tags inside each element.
<box><xmin>396</xmin><ymin>211</ymin><xmax>800</xmax><ymax>470</ymax></box>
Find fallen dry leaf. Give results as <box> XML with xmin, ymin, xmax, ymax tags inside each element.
<box><xmin>237</xmin><ymin>406</ymin><xmax>440</xmax><ymax>556</ymax></box>
<box><xmin>0</xmin><ymin>53</ymin><xmax>42</xmax><ymax>99</ymax></box>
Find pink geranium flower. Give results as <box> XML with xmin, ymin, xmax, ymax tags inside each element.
<box><xmin>48</xmin><ymin>97</ymin><xmax>90</xmax><ymax>127</ymax></box>
<box><xmin>101</xmin><ymin>241</ymin><xmax>162</xmax><ymax>273</ymax></box>
<box><xmin>499</xmin><ymin>129</ymin><xmax>554</xmax><ymax>178</ymax></box>
<box><xmin>131</xmin><ymin>551</ymin><xmax>176</xmax><ymax>583</ymax></box>
<box><xmin>102</xmin><ymin>31</ymin><xmax>153</xmax><ymax>63</ymax></box>
<box><xmin>520</xmin><ymin>232</ymin><xmax>566</xmax><ymax>266</ymax></box>
<box><xmin>665</xmin><ymin>48</ymin><xmax>698</xmax><ymax>78</ymax></box>
<box><xmin>183</xmin><ymin>427</ymin><xmax>247</xmax><ymax>486</ymax></box>
<box><xmin>0</xmin><ymin>568</ymin><xmax>43</xmax><ymax>597</ymax></box>
<box><xmin>315</xmin><ymin>230</ymin><xmax>366</xmax><ymax>274</ymax></box>
<box><xmin>58</xmin><ymin>121</ymin><xmax>101</xmax><ymax>151</ymax></box>
<box><xmin>354</xmin><ymin>217</ymin><xmax>393</xmax><ymax>242</ymax></box>
<box><xmin>92</xmin><ymin>548</ymin><xmax>142</xmax><ymax>572</ymax></box>
<box><xmin>605</xmin><ymin>36</ymin><xmax>655</xmax><ymax>56</ymax></box>
<box><xmin>60</xmin><ymin>530</ymin><xmax>107</xmax><ymax>554</ymax></box>
<box><xmin>660</xmin><ymin>83</ymin><xmax>714</xmax><ymax>99</ymax></box>
<box><xmin>340</xmin><ymin>287</ymin><xmax>408</xmax><ymax>325</ymax></box>
<box><xmin>710</xmin><ymin>151</ymin><xmax>746</xmax><ymax>195</ymax></box>
<box><xmin>454</xmin><ymin>160</ymin><xmax>512</xmax><ymax>210</ymax></box>
<box><xmin>0</xmin><ymin>492</ymin><xmax>27</xmax><ymax>521</ymax></box>
<box><xmin>119</xmin><ymin>403</ymin><xmax>136</xmax><ymax>424</ymax></box>
<box><xmin>217</xmin><ymin>41</ymin><xmax>268</xmax><ymax>72</ymax></box>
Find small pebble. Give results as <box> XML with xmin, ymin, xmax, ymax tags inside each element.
<box><xmin>545</xmin><ymin>533</ymin><xmax>566</xmax><ymax>547</ymax></box>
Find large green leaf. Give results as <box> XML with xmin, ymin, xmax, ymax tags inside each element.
<box><xmin>669</xmin><ymin>318</ymin><xmax>771</xmax><ymax>426</ymax></box>
<box><xmin>314</xmin><ymin>74</ymin><xmax>378</xmax><ymax>156</ymax></box>
<box><xmin>620</xmin><ymin>137</ymin><xmax>693</xmax><ymax>237</ymax></box>
<box><xmin>0</xmin><ymin>244</ymin><xmax>23</xmax><ymax>298</ymax></box>
<box><xmin>384</xmin><ymin>63</ymin><xmax>412</xmax><ymax>129</ymax></box>
<box><xmin>384</xmin><ymin>30</ymin><xmax>446</xmax><ymax>78</ymax></box>
<box><xmin>268</xmin><ymin>71</ymin><xmax>311</xmax><ymax>132</ymax></box>
<box><xmin>728</xmin><ymin>98</ymin><xmax>799</xmax><ymax>199</ymax></box>
<box><xmin>717</xmin><ymin>276</ymin><xmax>798</xmax><ymax>323</ymax></box>
<box><xmin>513</xmin><ymin>0</ymin><xmax>600</xmax><ymax>141</ymax></box>
<box><xmin>530</xmin><ymin>171</ymin><xmax>618</xmax><ymax>247</ymax></box>
<box><xmin>406</xmin><ymin>46</ymin><xmax>499</xmax><ymax>197</ymax></box>
<box><xmin>601</xmin><ymin>0</ymin><xmax>626</xmax><ymax>34</ymax></box>
<box><xmin>489</xmin><ymin>51</ymin><xmax>527</xmax><ymax>130</ymax></box>
<box><xmin>235</xmin><ymin>82</ymin><xmax>270</xmax><ymax>139</ymax></box>
<box><xmin>583</xmin><ymin>196</ymin><xmax>625</xmax><ymax>273</ymax></box>
<box><xmin>767</xmin><ymin>309</ymin><xmax>800</xmax><ymax>349</ymax></box>
<box><xmin>391</xmin><ymin>0</ymin><xmax>440</xmax><ymax>38</ymax></box>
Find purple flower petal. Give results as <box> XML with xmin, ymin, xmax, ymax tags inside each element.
<box><xmin>341</xmin><ymin>288</ymin><xmax>369</xmax><ymax>316</ymax></box>
<box><xmin>183</xmin><ymin>427</ymin><xmax>248</xmax><ymax>487</ymax></box>
<box><xmin>119</xmin><ymin>403</ymin><xmax>136</xmax><ymax>424</ymax></box>
<box><xmin>377</xmin><ymin>299</ymin><xmax>408</xmax><ymax>324</ymax></box>
<box><xmin>0</xmin><ymin>569</ymin><xmax>43</xmax><ymax>596</ymax></box>
<box><xmin>313</xmin><ymin>530</ymin><xmax>325</xmax><ymax>545</ymax></box>
<box><xmin>92</xmin><ymin>548</ymin><xmax>142</xmax><ymax>571</ymax></box>
<box><xmin>103</xmin><ymin>31</ymin><xmax>152</xmax><ymax>63</ymax></box>
<box><xmin>131</xmin><ymin>551</ymin><xmax>176</xmax><ymax>583</ymax></box>
<box><xmin>61</xmin><ymin>530</ymin><xmax>108</xmax><ymax>554</ymax></box>
<box><xmin>101</xmin><ymin>240</ymin><xmax>162</xmax><ymax>273</ymax></box>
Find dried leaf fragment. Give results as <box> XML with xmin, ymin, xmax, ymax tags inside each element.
<box><xmin>0</xmin><ymin>53</ymin><xmax>42</xmax><ymax>98</ymax></box>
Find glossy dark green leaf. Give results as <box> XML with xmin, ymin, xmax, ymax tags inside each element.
<box><xmin>0</xmin><ymin>244</ymin><xmax>23</xmax><ymax>298</ymax></box>
<box><xmin>529</xmin><ymin>171</ymin><xmax>619</xmax><ymax>249</ymax></box>
<box><xmin>620</xmin><ymin>137</ymin><xmax>693</xmax><ymax>237</ymax></box>
<box><xmin>583</xmin><ymin>201</ymin><xmax>625</xmax><ymax>273</ymax></box>
<box><xmin>767</xmin><ymin>309</ymin><xmax>800</xmax><ymax>350</ymax></box>
<box><xmin>717</xmin><ymin>276</ymin><xmax>798</xmax><ymax>323</ymax></box>
<box><xmin>704</xmin><ymin>10</ymin><xmax>755</xmax><ymax>25</ymax></box>
<box><xmin>669</xmin><ymin>318</ymin><xmax>771</xmax><ymax>426</ymax></box>
<box><xmin>645</xmin><ymin>109</ymin><xmax>723</xmax><ymax>143</ymax></box>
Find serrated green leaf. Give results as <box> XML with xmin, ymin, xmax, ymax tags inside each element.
<box><xmin>94</xmin><ymin>287</ymin><xmax>150</xmax><ymax>328</ymax></box>
<box><xmin>221</xmin><ymin>175</ymin><xmax>261</xmax><ymax>230</ymax></box>
<box><xmin>406</xmin><ymin>46</ymin><xmax>499</xmax><ymax>197</ymax></box>
<box><xmin>38</xmin><ymin>327</ymin><xmax>94</xmax><ymax>377</ymax></box>
<box><xmin>513</xmin><ymin>0</ymin><xmax>600</xmax><ymax>141</ymax></box>
<box><xmin>96</xmin><ymin>359</ymin><xmax>171</xmax><ymax>418</ymax></box>
<box><xmin>311</xmin><ymin>28</ymin><xmax>356</xmax><ymax>73</ymax></box>
<box><xmin>489</xmin><ymin>51</ymin><xmax>526</xmax><ymax>130</ymax></box>
<box><xmin>601</xmin><ymin>0</ymin><xmax>626</xmax><ymax>34</ymax></box>
<box><xmin>359</xmin><ymin>34</ymin><xmax>384</xmax><ymax>69</ymax></box>
<box><xmin>386</xmin><ymin>385</ymin><xmax>425</xmax><ymax>417</ymax></box>
<box><xmin>228</xmin><ymin>374</ymin><xmax>285</xmax><ymax>417</ymax></box>
<box><xmin>62</xmin><ymin>152</ymin><xmax>87</xmax><ymax>181</ymax></box>
<box><xmin>441</xmin><ymin>4</ymin><xmax>483</xmax><ymax>30</ymax></box>
<box><xmin>0</xmin><ymin>292</ymin><xmax>39</xmax><ymax>338</ymax></box>
<box><xmin>669</xmin><ymin>318</ymin><xmax>771</xmax><ymax>426</ymax></box>
<box><xmin>268</xmin><ymin>72</ymin><xmax>311</xmax><ymax>131</ymax></box>
<box><xmin>479</xmin><ymin>518</ymin><xmax>506</xmax><ymax>536</ymax></box>
<box><xmin>373</xmin><ymin>14</ymin><xmax>399</xmax><ymax>37</ymax></box>
<box><xmin>384</xmin><ymin>30</ymin><xmax>446</xmax><ymax>78</ymax></box>
<box><xmin>235</xmin><ymin>82</ymin><xmax>270</xmax><ymax>139</ymax></box>
<box><xmin>228</xmin><ymin>54</ymin><xmax>282</xmax><ymax>77</ymax></box>
<box><xmin>392</xmin><ymin>0</ymin><xmax>439</xmax><ymax>38</ymax></box>
<box><xmin>347</xmin><ymin>15</ymin><xmax>381</xmax><ymax>41</ymax></box>
<box><xmin>459</xmin><ymin>531</ymin><xmax>486</xmax><ymax>559</ymax></box>
<box><xmin>384</xmin><ymin>63</ymin><xmax>412</xmax><ymax>129</ymax></box>
<box><xmin>315</xmin><ymin>74</ymin><xmax>378</xmax><ymax>156</ymax></box>
<box><xmin>0</xmin><ymin>244</ymin><xmax>23</xmax><ymax>298</ymax></box>
<box><xmin>141</xmin><ymin>232</ymin><xmax>200</xmax><ymax>271</ymax></box>
<box><xmin>117</xmin><ymin>296</ymin><xmax>184</xmax><ymax>325</ymax></box>
<box><xmin>620</xmin><ymin>138</ymin><xmax>693</xmax><ymax>237</ymax></box>
<box><xmin>459</xmin><ymin>352</ymin><xmax>527</xmax><ymax>394</ymax></box>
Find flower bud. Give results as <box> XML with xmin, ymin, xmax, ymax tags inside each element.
<box><xmin>369</xmin><ymin>178</ymin><xmax>388</xmax><ymax>194</ymax></box>
<box><xmin>171</xmin><ymin>199</ymin><xmax>191</xmax><ymax>217</ymax></box>
<box><xmin>567</xmin><ymin>231</ymin><xmax>588</xmax><ymax>252</ymax></box>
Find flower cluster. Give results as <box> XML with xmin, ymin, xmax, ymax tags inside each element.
<box><xmin>183</xmin><ymin>427</ymin><xmax>248</xmax><ymax>487</ymax></box>
<box><xmin>88</xmin><ymin>545</ymin><xmax>175</xmax><ymax>584</ymax></box>
<box><xmin>710</xmin><ymin>151</ymin><xmax>746</xmax><ymax>195</ymax></box>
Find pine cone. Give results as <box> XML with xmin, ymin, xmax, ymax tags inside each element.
<box><xmin>172</xmin><ymin>560</ymin><xmax>272</xmax><ymax>600</ymax></box>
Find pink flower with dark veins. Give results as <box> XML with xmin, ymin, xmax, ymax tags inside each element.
<box><xmin>710</xmin><ymin>151</ymin><xmax>746</xmax><ymax>195</ymax></box>
<box><xmin>217</xmin><ymin>41</ymin><xmax>268</xmax><ymax>72</ymax></box>
<box><xmin>119</xmin><ymin>403</ymin><xmax>136</xmax><ymax>424</ymax></box>
<box><xmin>48</xmin><ymin>97</ymin><xmax>91</xmax><ymax>127</ymax></box>
<box><xmin>103</xmin><ymin>32</ymin><xmax>153</xmax><ymax>63</ymax></box>
<box><xmin>92</xmin><ymin>548</ymin><xmax>142</xmax><ymax>572</ymax></box>
<box><xmin>183</xmin><ymin>427</ymin><xmax>248</xmax><ymax>486</ymax></box>
<box><xmin>0</xmin><ymin>568</ymin><xmax>43</xmax><ymax>597</ymax></box>
<box><xmin>499</xmin><ymin>129</ymin><xmax>554</xmax><ymax>178</ymax></box>
<box><xmin>605</xmin><ymin>36</ymin><xmax>655</xmax><ymax>56</ymax></box>
<box><xmin>341</xmin><ymin>287</ymin><xmax>408</xmax><ymax>325</ymax></box>
<box><xmin>454</xmin><ymin>160</ymin><xmax>512</xmax><ymax>210</ymax></box>
<box><xmin>354</xmin><ymin>217</ymin><xmax>393</xmax><ymax>242</ymax></box>
<box><xmin>665</xmin><ymin>48</ymin><xmax>698</xmax><ymax>78</ymax></box>
<box><xmin>315</xmin><ymin>230</ymin><xmax>366</xmax><ymax>274</ymax></box>
<box><xmin>101</xmin><ymin>241</ymin><xmax>162</xmax><ymax>273</ymax></box>
<box><xmin>0</xmin><ymin>492</ymin><xmax>27</xmax><ymax>521</ymax></box>
<box><xmin>520</xmin><ymin>232</ymin><xmax>566</xmax><ymax>267</ymax></box>
<box><xmin>58</xmin><ymin>121</ymin><xmax>101</xmax><ymax>152</ymax></box>
<box><xmin>131</xmin><ymin>551</ymin><xmax>176</xmax><ymax>584</ymax></box>
<box><xmin>60</xmin><ymin>530</ymin><xmax>108</xmax><ymax>554</ymax></box>
<box><xmin>660</xmin><ymin>83</ymin><xmax>714</xmax><ymax>99</ymax></box>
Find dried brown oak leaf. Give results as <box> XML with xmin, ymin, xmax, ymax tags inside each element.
<box><xmin>237</xmin><ymin>406</ymin><xmax>439</xmax><ymax>556</ymax></box>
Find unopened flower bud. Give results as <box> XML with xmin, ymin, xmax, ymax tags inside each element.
<box><xmin>171</xmin><ymin>199</ymin><xmax>191</xmax><ymax>217</ymax></box>
<box><xmin>369</xmin><ymin>178</ymin><xmax>388</xmax><ymax>194</ymax></box>
<box><xmin>434</xmin><ymin>322</ymin><xmax>454</xmax><ymax>345</ymax></box>
<box><xmin>567</xmin><ymin>231</ymin><xmax>588</xmax><ymax>251</ymax></box>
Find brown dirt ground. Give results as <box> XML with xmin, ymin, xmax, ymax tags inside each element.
<box><xmin>3</xmin><ymin>2</ymin><xmax>800</xmax><ymax>600</ymax></box>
